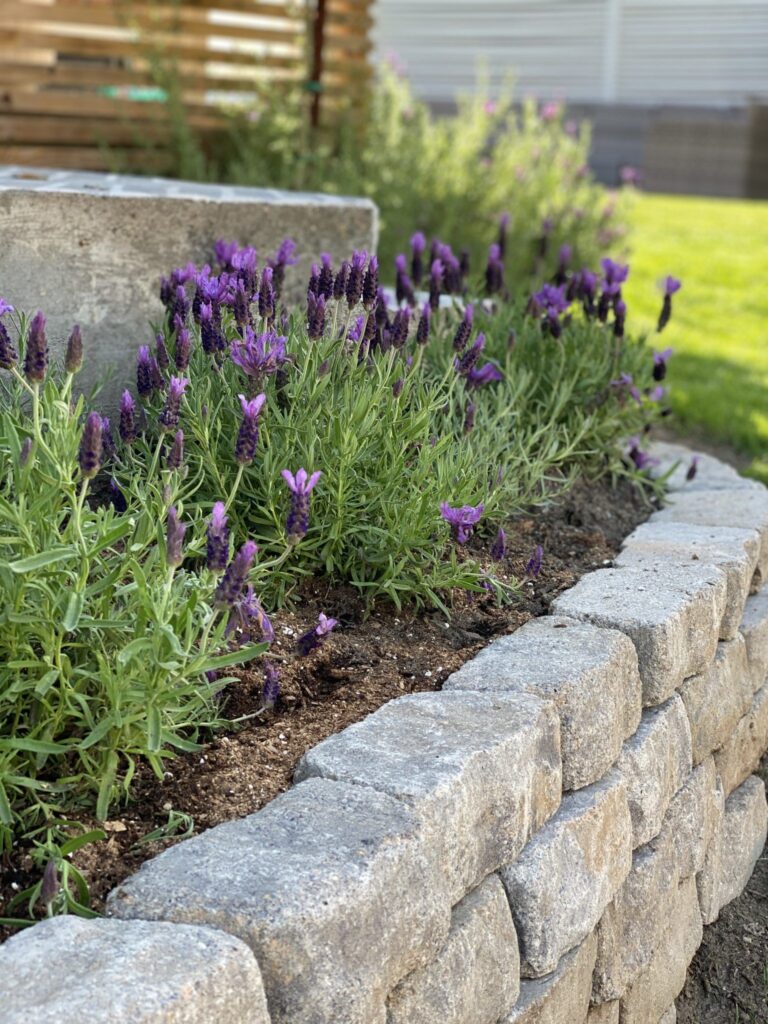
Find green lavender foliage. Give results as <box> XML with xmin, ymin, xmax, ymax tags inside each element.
<box><xmin>0</xmin><ymin>320</ymin><xmax>266</xmax><ymax>850</ymax></box>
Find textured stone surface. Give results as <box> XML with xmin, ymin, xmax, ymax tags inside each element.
<box><xmin>0</xmin><ymin>167</ymin><xmax>377</xmax><ymax>410</ymax></box>
<box><xmin>500</xmin><ymin>774</ymin><xmax>631</xmax><ymax>978</ymax></box>
<box><xmin>663</xmin><ymin>756</ymin><xmax>724</xmax><ymax>881</ymax></box>
<box><xmin>714</xmin><ymin>683</ymin><xmax>768</xmax><ymax>795</ymax></box>
<box><xmin>697</xmin><ymin>774</ymin><xmax>768</xmax><ymax>924</ymax></box>
<box><xmin>444</xmin><ymin>616</ymin><xmax>641</xmax><ymax>790</ymax></box>
<box><xmin>502</xmin><ymin>931</ymin><xmax>597</xmax><ymax>1024</ymax></box>
<box><xmin>678</xmin><ymin>637</ymin><xmax>752</xmax><ymax>764</ymax></box>
<box><xmin>614</xmin><ymin>695</ymin><xmax>693</xmax><ymax>848</ymax></box>
<box><xmin>648</xmin><ymin>441</ymin><xmax>757</xmax><ymax>494</ymax></box>
<box><xmin>658</xmin><ymin>1008</ymin><xmax>676</xmax><ymax>1024</ymax></box>
<box><xmin>387</xmin><ymin>875</ymin><xmax>520</xmax><ymax>1024</ymax></box>
<box><xmin>740</xmin><ymin>588</ymin><xmax>768</xmax><ymax>689</ymax></box>
<box><xmin>586</xmin><ymin>1002</ymin><xmax>620</xmax><ymax>1024</ymax></box>
<box><xmin>619</xmin><ymin>876</ymin><xmax>703</xmax><ymax>1024</ymax></box>
<box><xmin>552</xmin><ymin>564</ymin><xmax>727</xmax><ymax>706</ymax></box>
<box><xmin>652</xmin><ymin>487</ymin><xmax>768</xmax><ymax>588</ymax></box>
<box><xmin>0</xmin><ymin>916</ymin><xmax>269</xmax><ymax>1024</ymax></box>
<box><xmin>108</xmin><ymin>778</ymin><xmax>450</xmax><ymax>1024</ymax></box>
<box><xmin>295</xmin><ymin>690</ymin><xmax>561</xmax><ymax>902</ymax></box>
<box><xmin>616</xmin><ymin>521</ymin><xmax>759</xmax><ymax>639</ymax></box>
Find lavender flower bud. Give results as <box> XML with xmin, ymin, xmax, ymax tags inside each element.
<box><xmin>490</xmin><ymin>527</ymin><xmax>507</xmax><ymax>561</ymax></box>
<box><xmin>452</xmin><ymin>304</ymin><xmax>474</xmax><ymax>352</ymax></box>
<box><xmin>281</xmin><ymin>467</ymin><xmax>322</xmax><ymax>542</ymax></box>
<box><xmin>119</xmin><ymin>390</ymin><xmax>137</xmax><ymax>444</ymax></box>
<box><xmin>166</xmin><ymin>506</ymin><xmax>186</xmax><ymax>567</ymax></box>
<box><xmin>19</xmin><ymin>436</ymin><xmax>33</xmax><ymax>467</ymax></box>
<box><xmin>416</xmin><ymin>303</ymin><xmax>430</xmax><ymax>345</ymax></box>
<box><xmin>262</xmin><ymin>661</ymin><xmax>280</xmax><ymax>709</ymax></box>
<box><xmin>657</xmin><ymin>276</ymin><xmax>681</xmax><ymax>333</ymax></box>
<box><xmin>307</xmin><ymin>292</ymin><xmax>326</xmax><ymax>340</ymax></box>
<box><xmin>0</xmin><ymin>320</ymin><xmax>18</xmax><ymax>370</ymax></box>
<box><xmin>463</xmin><ymin>401</ymin><xmax>476</xmax><ymax>434</ymax></box>
<box><xmin>167</xmin><ymin>429</ymin><xmax>184</xmax><ymax>471</ymax></box>
<box><xmin>392</xmin><ymin>377</ymin><xmax>404</xmax><ymax>398</ymax></box>
<box><xmin>78</xmin><ymin>412</ymin><xmax>103</xmax><ymax>478</ymax></box>
<box><xmin>686</xmin><ymin>456</ymin><xmax>699</xmax><ymax>482</ymax></box>
<box><xmin>297</xmin><ymin>612</ymin><xmax>338</xmax><ymax>656</ymax></box>
<box><xmin>362</xmin><ymin>256</ymin><xmax>379</xmax><ymax>310</ymax></box>
<box><xmin>410</xmin><ymin>231</ymin><xmax>426</xmax><ymax>286</ymax></box>
<box><xmin>485</xmin><ymin>244</ymin><xmax>505</xmax><ymax>296</ymax></box>
<box><xmin>258</xmin><ymin>266</ymin><xmax>275</xmax><ymax>320</ymax></box>
<box><xmin>318</xmin><ymin>253</ymin><xmax>334</xmax><ymax>300</ymax></box>
<box><xmin>136</xmin><ymin>346</ymin><xmax>153</xmax><ymax>398</ymax></box>
<box><xmin>390</xmin><ymin>308</ymin><xmax>410</xmax><ymax>349</ymax></box>
<box><xmin>428</xmin><ymin>259</ymin><xmax>443</xmax><ymax>311</ymax></box>
<box><xmin>235</xmin><ymin>393</ymin><xmax>267</xmax><ymax>465</ymax></box>
<box><xmin>206</xmin><ymin>501</ymin><xmax>230</xmax><ymax>572</ymax></box>
<box><xmin>172</xmin><ymin>284</ymin><xmax>189</xmax><ymax>325</ymax></box>
<box><xmin>455</xmin><ymin>333</ymin><xmax>485</xmax><ymax>376</ymax></box>
<box><xmin>155</xmin><ymin>332</ymin><xmax>170</xmax><ymax>371</ymax></box>
<box><xmin>23</xmin><ymin>311</ymin><xmax>48</xmax><ymax>384</ymax></box>
<box><xmin>333</xmin><ymin>260</ymin><xmax>350</xmax><ymax>300</ymax></box>
<box><xmin>345</xmin><ymin>250</ymin><xmax>367</xmax><ymax>307</ymax></box>
<box><xmin>41</xmin><ymin>859</ymin><xmax>58</xmax><ymax>909</ymax></box>
<box><xmin>101</xmin><ymin>416</ymin><xmax>116</xmax><ymax>459</ymax></box>
<box><xmin>65</xmin><ymin>324</ymin><xmax>83</xmax><ymax>374</ymax></box>
<box><xmin>525</xmin><ymin>544</ymin><xmax>543</xmax><ymax>578</ymax></box>
<box><xmin>215</xmin><ymin>540</ymin><xmax>258</xmax><ymax>608</ymax></box>
<box><xmin>174</xmin><ymin>327</ymin><xmax>191</xmax><ymax>372</ymax></box>
<box><xmin>307</xmin><ymin>263</ymin><xmax>320</xmax><ymax>299</ymax></box>
<box><xmin>159</xmin><ymin>376</ymin><xmax>188</xmax><ymax>431</ymax></box>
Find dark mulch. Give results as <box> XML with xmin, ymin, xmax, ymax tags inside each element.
<box><xmin>0</xmin><ymin>474</ymin><xmax>653</xmax><ymax>940</ymax></box>
<box><xmin>676</xmin><ymin>756</ymin><xmax>768</xmax><ymax>1024</ymax></box>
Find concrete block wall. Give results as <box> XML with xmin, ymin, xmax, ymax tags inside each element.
<box><xmin>2</xmin><ymin>440</ymin><xmax>768</xmax><ymax>1024</ymax></box>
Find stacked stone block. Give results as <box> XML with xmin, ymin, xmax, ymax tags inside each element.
<box><xmin>3</xmin><ymin>443</ymin><xmax>768</xmax><ymax>1024</ymax></box>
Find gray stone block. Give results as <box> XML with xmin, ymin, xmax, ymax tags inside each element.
<box><xmin>0</xmin><ymin>168</ymin><xmax>378</xmax><ymax>410</ymax></box>
<box><xmin>652</xmin><ymin>487</ymin><xmax>768</xmax><ymax>589</ymax></box>
<box><xmin>615</xmin><ymin>695</ymin><xmax>693</xmax><ymax>848</ymax></box>
<box><xmin>552</xmin><ymin>564</ymin><xmax>727</xmax><ymax>707</ymax></box>
<box><xmin>648</xmin><ymin>441</ymin><xmax>756</xmax><ymax>494</ymax></box>
<box><xmin>294</xmin><ymin>690</ymin><xmax>562</xmax><ymax>903</ymax></box>
<box><xmin>658</xmin><ymin>1007</ymin><xmax>677</xmax><ymax>1024</ymax></box>
<box><xmin>586</xmin><ymin>1002</ymin><xmax>620</xmax><ymax>1024</ymax></box>
<box><xmin>0</xmin><ymin>917</ymin><xmax>269</xmax><ymax>1024</ymax></box>
<box><xmin>619</xmin><ymin>876</ymin><xmax>702</xmax><ymax>1024</ymax></box>
<box><xmin>740</xmin><ymin>588</ymin><xmax>768</xmax><ymax>689</ymax></box>
<box><xmin>616</xmin><ymin>521</ymin><xmax>759</xmax><ymax>639</ymax></box>
<box><xmin>714</xmin><ymin>683</ymin><xmax>768</xmax><ymax>795</ymax></box>
<box><xmin>108</xmin><ymin>778</ymin><xmax>451</xmax><ymax>1024</ymax></box>
<box><xmin>387</xmin><ymin>875</ymin><xmax>520</xmax><ymax>1024</ymax></box>
<box><xmin>501</xmin><ymin>931</ymin><xmax>597</xmax><ymax>1024</ymax></box>
<box><xmin>697</xmin><ymin>774</ymin><xmax>768</xmax><ymax>924</ymax></box>
<box><xmin>444</xmin><ymin>616</ymin><xmax>641</xmax><ymax>790</ymax></box>
<box><xmin>678</xmin><ymin>637</ymin><xmax>752</xmax><ymax>765</ymax></box>
<box><xmin>663</xmin><ymin>756</ymin><xmax>724</xmax><ymax>881</ymax></box>
<box><xmin>500</xmin><ymin>774</ymin><xmax>631</xmax><ymax>978</ymax></box>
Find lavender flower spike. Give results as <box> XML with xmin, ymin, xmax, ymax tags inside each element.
<box><xmin>136</xmin><ymin>346</ymin><xmax>154</xmax><ymax>399</ymax></box>
<box><xmin>119</xmin><ymin>390</ymin><xmax>137</xmax><ymax>445</ymax></box>
<box><xmin>282</xmin><ymin>467</ymin><xmax>322</xmax><ymax>542</ymax></box>
<box><xmin>653</xmin><ymin>347</ymin><xmax>674</xmax><ymax>382</ymax></box>
<box><xmin>452</xmin><ymin>304</ymin><xmax>473</xmax><ymax>352</ymax></box>
<box><xmin>525</xmin><ymin>544</ymin><xmax>543</xmax><ymax>578</ymax></box>
<box><xmin>167</xmin><ymin>429</ymin><xmax>184</xmax><ymax>471</ymax></box>
<box><xmin>297</xmin><ymin>612</ymin><xmax>338</xmax><ymax>656</ymax></box>
<box><xmin>0</xmin><ymin>320</ymin><xmax>18</xmax><ymax>370</ymax></box>
<box><xmin>159</xmin><ymin>376</ymin><xmax>189</xmax><ymax>431</ymax></box>
<box><xmin>166</xmin><ymin>506</ymin><xmax>186</xmax><ymax>567</ymax></box>
<box><xmin>262</xmin><ymin>661</ymin><xmax>280</xmax><ymax>709</ymax></box>
<box><xmin>215</xmin><ymin>540</ymin><xmax>258</xmax><ymax>608</ymax></box>
<box><xmin>65</xmin><ymin>325</ymin><xmax>83</xmax><ymax>374</ymax></box>
<box><xmin>686</xmin><ymin>456</ymin><xmax>699</xmax><ymax>482</ymax></box>
<box><xmin>78</xmin><ymin>412</ymin><xmax>103</xmax><ymax>479</ymax></box>
<box><xmin>657</xmin><ymin>276</ymin><xmax>682</xmax><ymax>333</ymax></box>
<box><xmin>490</xmin><ymin>527</ymin><xmax>507</xmax><ymax>561</ymax></box>
<box><xmin>23</xmin><ymin>311</ymin><xmax>48</xmax><ymax>384</ymax></box>
<box><xmin>440</xmin><ymin>502</ymin><xmax>484</xmax><ymax>544</ymax></box>
<box><xmin>206</xmin><ymin>501</ymin><xmax>230</xmax><ymax>572</ymax></box>
<box><xmin>235</xmin><ymin>393</ymin><xmax>267</xmax><ymax>465</ymax></box>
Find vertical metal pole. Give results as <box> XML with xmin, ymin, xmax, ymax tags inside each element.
<box><xmin>310</xmin><ymin>0</ymin><xmax>327</xmax><ymax>129</ymax></box>
<box><xmin>602</xmin><ymin>0</ymin><xmax>621</xmax><ymax>102</ymax></box>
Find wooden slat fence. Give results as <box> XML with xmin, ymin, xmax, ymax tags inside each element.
<box><xmin>0</xmin><ymin>0</ymin><xmax>373</xmax><ymax>171</ymax></box>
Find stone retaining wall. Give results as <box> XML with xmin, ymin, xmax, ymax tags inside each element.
<box><xmin>3</xmin><ymin>441</ymin><xmax>768</xmax><ymax>1024</ymax></box>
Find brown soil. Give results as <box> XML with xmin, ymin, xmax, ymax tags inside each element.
<box><xmin>677</xmin><ymin>756</ymin><xmax>768</xmax><ymax>1024</ymax></box>
<box><xmin>0</xmin><ymin>474</ymin><xmax>653</xmax><ymax>940</ymax></box>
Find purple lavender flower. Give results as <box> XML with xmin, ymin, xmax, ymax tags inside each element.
<box><xmin>235</xmin><ymin>393</ymin><xmax>267</xmax><ymax>465</ymax></box>
<box><xmin>23</xmin><ymin>311</ymin><xmax>48</xmax><ymax>384</ymax></box>
<box><xmin>390</xmin><ymin>308</ymin><xmax>410</xmax><ymax>349</ymax></box>
<box><xmin>318</xmin><ymin>253</ymin><xmax>334</xmax><ymax>300</ymax></box>
<box><xmin>307</xmin><ymin>263</ymin><xmax>320</xmax><ymax>299</ymax></box>
<box><xmin>119</xmin><ymin>390</ymin><xmax>137</xmax><ymax>444</ymax></box>
<box><xmin>282</xmin><ymin>467</ymin><xmax>322</xmax><ymax>542</ymax></box>
<box><xmin>333</xmin><ymin>260</ymin><xmax>350</xmax><ymax>300</ymax></box>
<box><xmin>613</xmin><ymin>298</ymin><xmax>627</xmax><ymax>338</ymax></box>
<box><xmin>611</xmin><ymin>373</ymin><xmax>642</xmax><ymax>404</ymax></box>
<box><xmin>455</xmin><ymin>333</ymin><xmax>486</xmax><ymax>377</ymax></box>
<box><xmin>525</xmin><ymin>544</ymin><xmax>543</xmax><ymax>578</ymax></box>
<box><xmin>307</xmin><ymin>292</ymin><xmax>326</xmax><ymax>340</ymax></box>
<box><xmin>345</xmin><ymin>250</ymin><xmax>367</xmax><ymax>308</ymax></box>
<box><xmin>392</xmin><ymin>377</ymin><xmax>404</xmax><ymax>398</ymax></box>
<box><xmin>627</xmin><ymin>437</ymin><xmax>653</xmax><ymax>472</ymax></box>
<box><xmin>485</xmin><ymin>244</ymin><xmax>505</xmax><ymax>296</ymax></box>
<box><xmin>155</xmin><ymin>332</ymin><xmax>170</xmax><ymax>372</ymax></box>
<box><xmin>452</xmin><ymin>304</ymin><xmax>474</xmax><ymax>352</ymax></box>
<box><xmin>174</xmin><ymin>326</ymin><xmax>191</xmax><ymax>373</ymax></box>
<box><xmin>554</xmin><ymin>244</ymin><xmax>572</xmax><ymax>285</ymax></box>
<box><xmin>230</xmin><ymin>328</ymin><xmax>287</xmax><ymax>379</ymax></box>
<box><xmin>657</xmin><ymin>276</ymin><xmax>682</xmax><ymax>332</ymax></box>
<box><xmin>653</xmin><ymin>347</ymin><xmax>674</xmax><ymax>382</ymax></box>
<box><xmin>65</xmin><ymin>324</ymin><xmax>83</xmax><ymax>374</ymax></box>
<box><xmin>440</xmin><ymin>502</ymin><xmax>484</xmax><ymax>544</ymax></box>
<box><xmin>428</xmin><ymin>259</ymin><xmax>443</xmax><ymax>311</ymax></box>
<box><xmin>268</xmin><ymin>238</ymin><xmax>298</xmax><ymax>298</ymax></box>
<box><xmin>416</xmin><ymin>303</ymin><xmax>430</xmax><ymax>345</ymax></box>
<box><xmin>532</xmin><ymin>283</ymin><xmax>570</xmax><ymax>316</ymax></box>
<box><xmin>167</xmin><ymin>429</ymin><xmax>184</xmax><ymax>471</ymax></box>
<box><xmin>601</xmin><ymin>258</ymin><xmax>630</xmax><ymax>287</ymax></box>
<box><xmin>109</xmin><ymin>477</ymin><xmax>127</xmax><ymax>513</ymax></box>
<box><xmin>410</xmin><ymin>231</ymin><xmax>426</xmax><ymax>286</ymax></box>
<box><xmin>620</xmin><ymin>165</ymin><xmax>641</xmax><ymax>186</ymax></box>
<box><xmin>394</xmin><ymin>254</ymin><xmax>415</xmax><ymax>306</ymax></box>
<box><xmin>262</xmin><ymin>661</ymin><xmax>280</xmax><ymax>708</ymax></box>
<box><xmin>258</xmin><ymin>265</ymin><xmax>275</xmax><ymax>321</ymax></box>
<box><xmin>467</xmin><ymin>362</ymin><xmax>503</xmax><ymax>388</ymax></box>
<box><xmin>166</xmin><ymin>506</ymin><xmax>186</xmax><ymax>567</ymax></box>
<box><xmin>686</xmin><ymin>456</ymin><xmax>699</xmax><ymax>482</ymax></box>
<box><xmin>101</xmin><ymin>416</ymin><xmax>116</xmax><ymax>459</ymax></box>
<box><xmin>159</xmin><ymin>377</ymin><xmax>188</xmax><ymax>431</ymax></box>
<box><xmin>0</xmin><ymin>298</ymin><xmax>14</xmax><ymax>317</ymax></box>
<box><xmin>78</xmin><ymin>412</ymin><xmax>103</xmax><ymax>478</ymax></box>
<box><xmin>199</xmin><ymin>301</ymin><xmax>225</xmax><ymax>355</ymax></box>
<box><xmin>497</xmin><ymin>212</ymin><xmax>510</xmax><ymax>260</ymax></box>
<box><xmin>215</xmin><ymin>540</ymin><xmax>258</xmax><ymax>608</ymax></box>
<box><xmin>297</xmin><ymin>612</ymin><xmax>338</xmax><ymax>656</ymax></box>
<box><xmin>206</xmin><ymin>501</ymin><xmax>230</xmax><ymax>572</ymax></box>
<box><xmin>347</xmin><ymin>315</ymin><xmax>366</xmax><ymax>344</ymax></box>
<box><xmin>490</xmin><ymin>527</ymin><xmax>507</xmax><ymax>562</ymax></box>
<box><xmin>136</xmin><ymin>346</ymin><xmax>154</xmax><ymax>399</ymax></box>
<box><xmin>0</xmin><ymin>314</ymin><xmax>18</xmax><ymax>370</ymax></box>
<box><xmin>41</xmin><ymin>859</ymin><xmax>58</xmax><ymax>910</ymax></box>
<box><xmin>241</xmin><ymin>586</ymin><xmax>274</xmax><ymax>642</ymax></box>
<box><xmin>362</xmin><ymin>255</ymin><xmax>379</xmax><ymax>310</ymax></box>
<box><xmin>172</xmin><ymin>284</ymin><xmax>190</xmax><ymax>326</ymax></box>
<box><xmin>463</xmin><ymin>401</ymin><xmax>476</xmax><ymax>434</ymax></box>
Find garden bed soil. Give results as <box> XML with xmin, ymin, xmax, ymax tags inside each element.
<box><xmin>1</xmin><ymin>475</ymin><xmax>653</xmax><ymax>940</ymax></box>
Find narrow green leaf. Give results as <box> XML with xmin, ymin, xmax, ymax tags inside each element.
<box><xmin>197</xmin><ymin>642</ymin><xmax>269</xmax><ymax>673</ymax></box>
<box><xmin>147</xmin><ymin>707</ymin><xmax>162</xmax><ymax>753</ymax></box>
<box><xmin>95</xmin><ymin>754</ymin><xmax>118</xmax><ymax>821</ymax></box>
<box><xmin>0</xmin><ymin>782</ymin><xmax>13</xmax><ymax>825</ymax></box>
<box><xmin>0</xmin><ymin>738</ymin><xmax>66</xmax><ymax>755</ymax></box>
<box><xmin>6</xmin><ymin>547</ymin><xmax>78</xmax><ymax>573</ymax></box>
<box><xmin>62</xmin><ymin>591</ymin><xmax>84</xmax><ymax>633</ymax></box>
<box><xmin>59</xmin><ymin>829</ymin><xmax>107</xmax><ymax>858</ymax></box>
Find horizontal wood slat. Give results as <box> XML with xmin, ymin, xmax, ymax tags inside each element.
<box><xmin>0</xmin><ymin>0</ymin><xmax>373</xmax><ymax>171</ymax></box>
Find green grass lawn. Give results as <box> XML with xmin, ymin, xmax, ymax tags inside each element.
<box><xmin>622</xmin><ymin>192</ymin><xmax>768</xmax><ymax>480</ymax></box>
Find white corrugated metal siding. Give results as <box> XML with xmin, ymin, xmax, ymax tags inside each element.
<box><xmin>373</xmin><ymin>0</ymin><xmax>768</xmax><ymax>107</ymax></box>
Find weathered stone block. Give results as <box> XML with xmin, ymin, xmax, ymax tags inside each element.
<box><xmin>714</xmin><ymin>683</ymin><xmax>768</xmax><ymax>795</ymax></box>
<box><xmin>616</xmin><ymin>521</ymin><xmax>759</xmax><ymax>639</ymax></box>
<box><xmin>614</xmin><ymin>695</ymin><xmax>693</xmax><ymax>848</ymax></box>
<box><xmin>658</xmin><ymin>1007</ymin><xmax>676</xmax><ymax>1024</ymax></box>
<box><xmin>0</xmin><ymin>917</ymin><xmax>269</xmax><ymax>1023</ymax></box>
<box><xmin>652</xmin><ymin>487</ymin><xmax>768</xmax><ymax>588</ymax></box>
<box><xmin>663</xmin><ymin>756</ymin><xmax>724</xmax><ymax>881</ymax></box>
<box><xmin>501</xmin><ymin>931</ymin><xmax>597</xmax><ymax>1024</ymax></box>
<box><xmin>648</xmin><ymin>441</ymin><xmax>756</xmax><ymax>495</ymax></box>
<box><xmin>108</xmin><ymin>778</ymin><xmax>451</xmax><ymax>1024</ymax></box>
<box><xmin>587</xmin><ymin>1002</ymin><xmax>620</xmax><ymax>1024</ymax></box>
<box><xmin>697</xmin><ymin>774</ymin><xmax>768</xmax><ymax>924</ymax></box>
<box><xmin>619</xmin><ymin>875</ymin><xmax>702</xmax><ymax>1024</ymax></box>
<box><xmin>444</xmin><ymin>616</ymin><xmax>641</xmax><ymax>790</ymax></box>
<box><xmin>0</xmin><ymin>167</ymin><xmax>378</xmax><ymax>410</ymax></box>
<box><xmin>295</xmin><ymin>690</ymin><xmax>561</xmax><ymax>902</ymax></box>
<box><xmin>678</xmin><ymin>637</ymin><xmax>752</xmax><ymax>765</ymax></box>
<box><xmin>552</xmin><ymin>564</ymin><xmax>727</xmax><ymax>707</ymax></box>
<box><xmin>387</xmin><ymin>875</ymin><xmax>520</xmax><ymax>1024</ymax></box>
<box><xmin>500</xmin><ymin>774</ymin><xmax>631</xmax><ymax>978</ymax></box>
<box><xmin>740</xmin><ymin>588</ymin><xmax>768</xmax><ymax>689</ymax></box>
